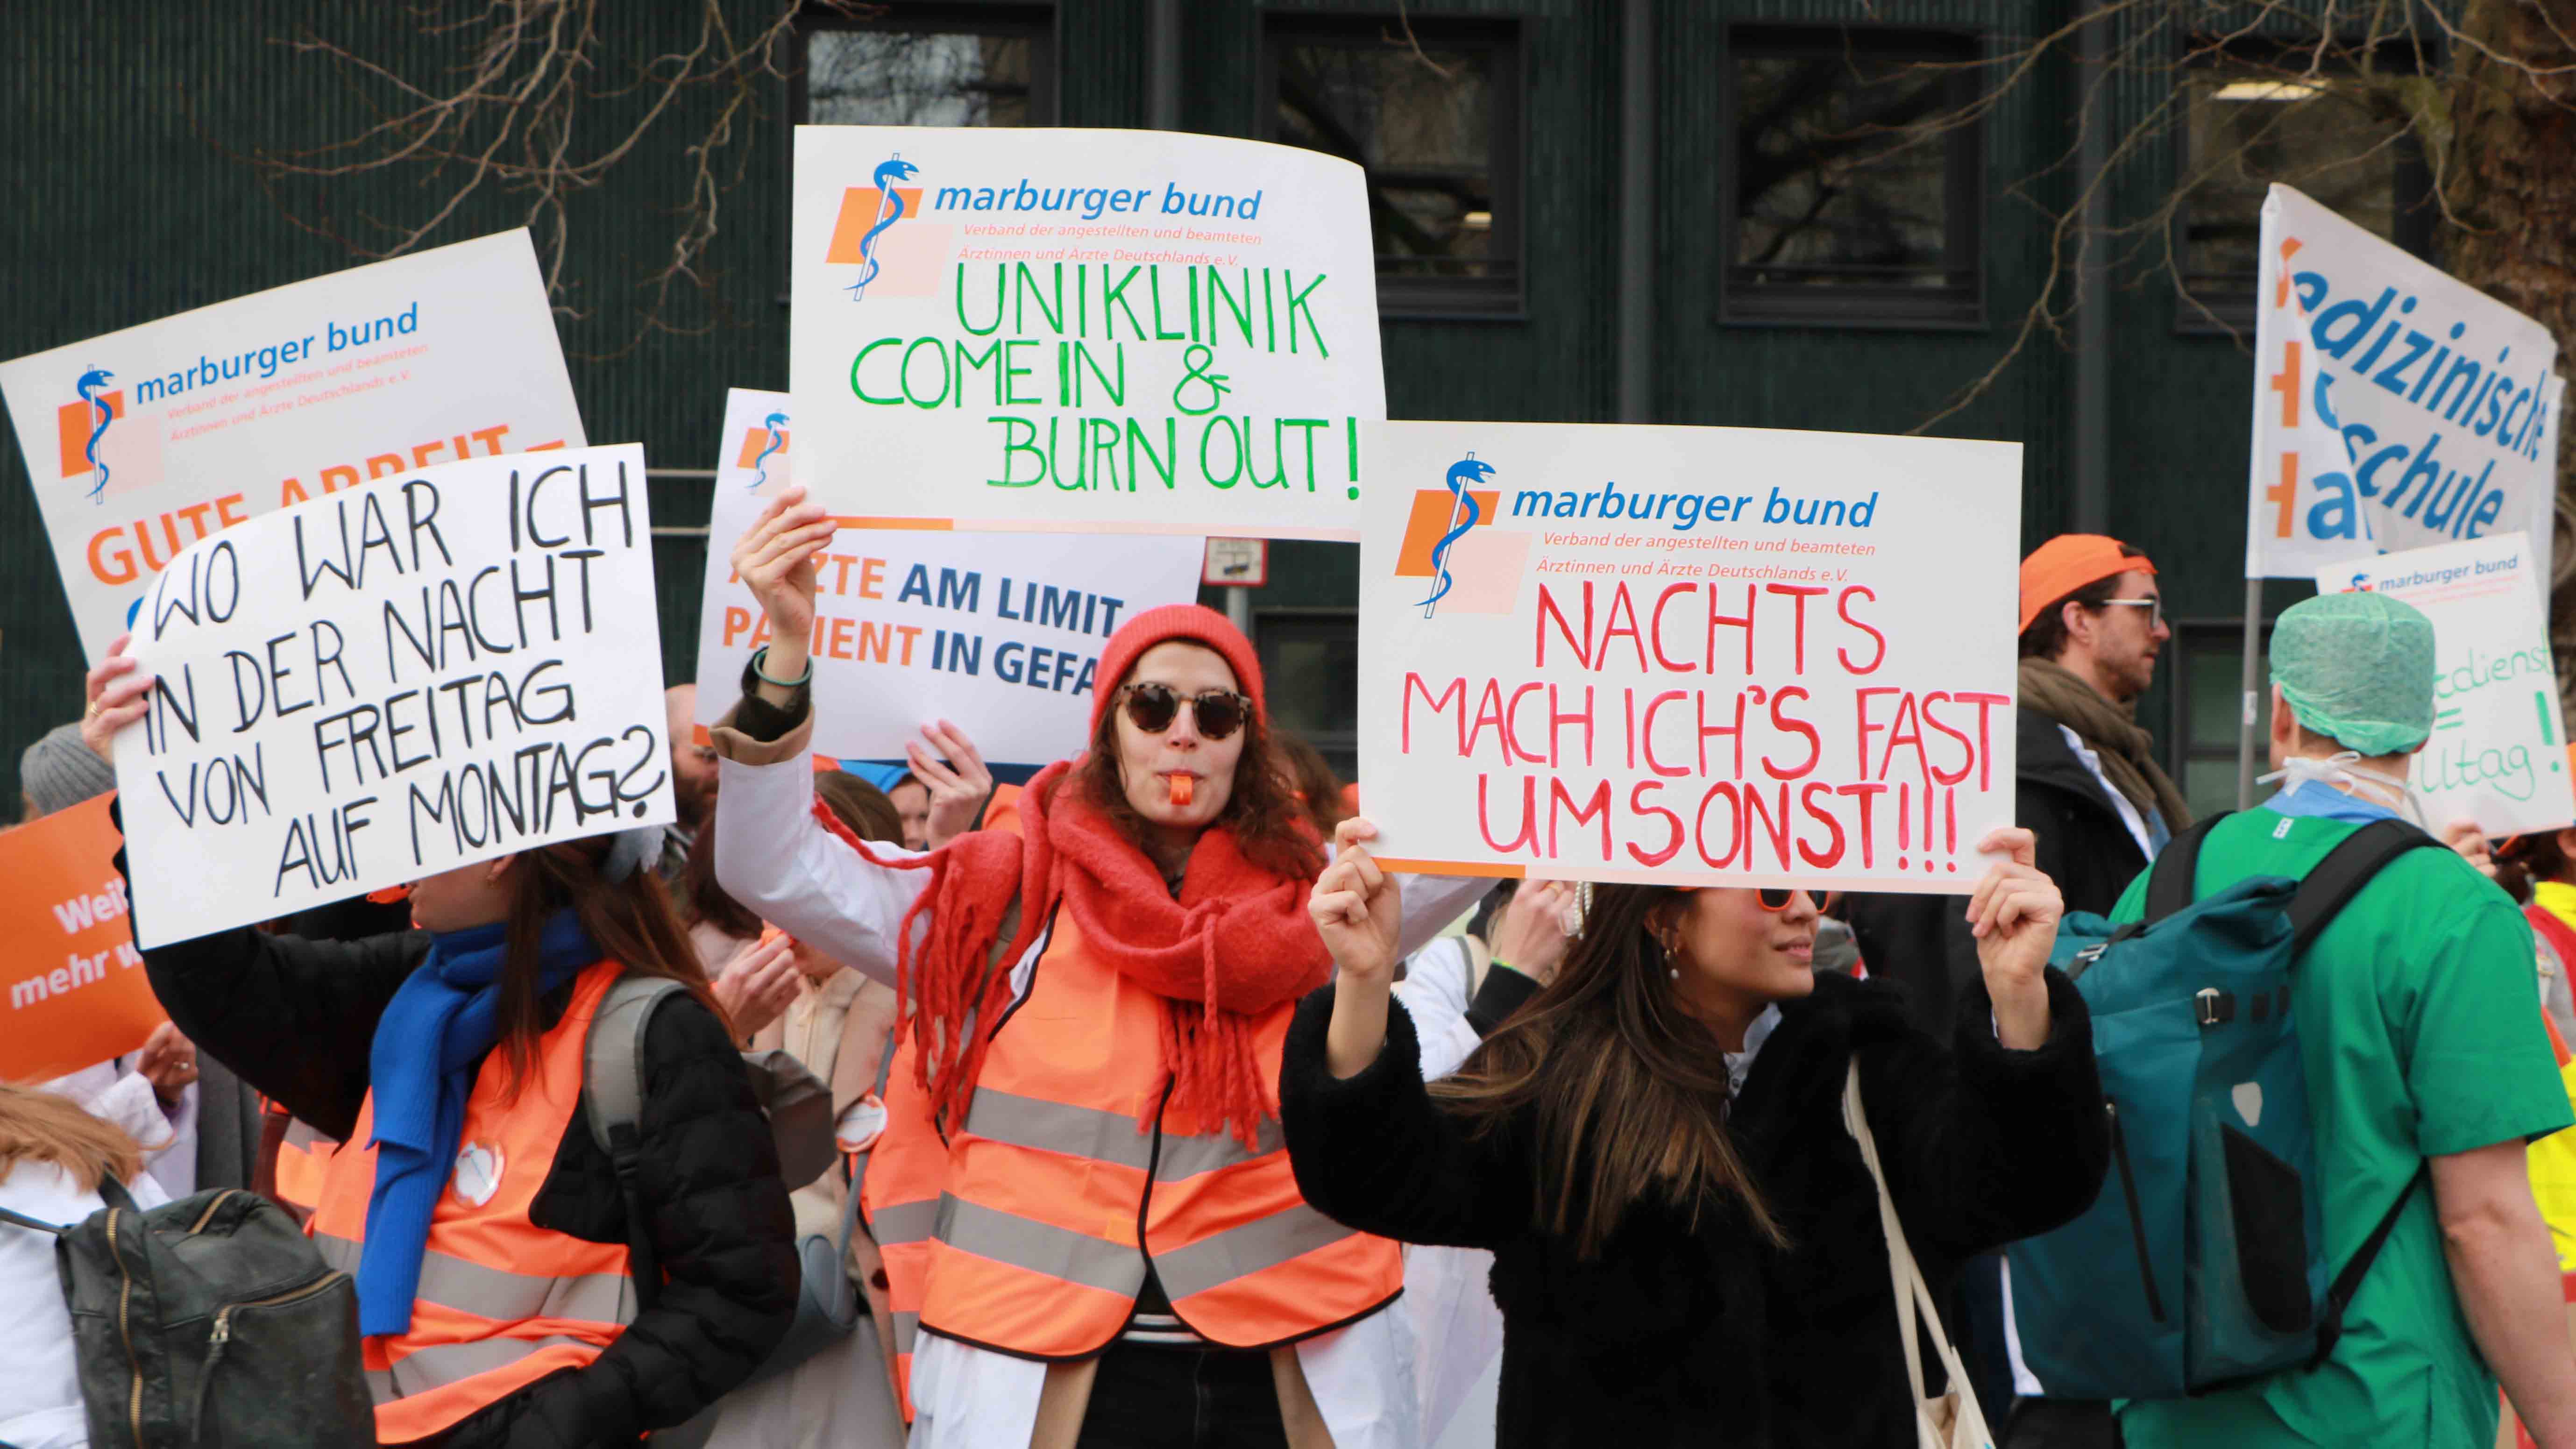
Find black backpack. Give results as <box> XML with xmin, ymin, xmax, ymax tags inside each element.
<box><xmin>0</xmin><ymin>1180</ymin><xmax>375</xmax><ymax>1448</ymax></box>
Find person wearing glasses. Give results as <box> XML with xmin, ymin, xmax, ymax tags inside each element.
<box><xmin>708</xmin><ymin>487</ymin><xmax>1485</xmax><ymax>1449</ymax></box>
<box><xmin>1844</xmin><ymin>533</ymin><xmax>2190</xmax><ymax>1445</ymax></box>
<box><xmin>1280</xmin><ymin>839</ymin><xmax>2109</xmax><ymax>1448</ymax></box>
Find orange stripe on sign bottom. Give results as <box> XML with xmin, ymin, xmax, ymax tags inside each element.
<box><xmin>837</xmin><ymin>515</ymin><xmax>954</xmax><ymax>531</ymax></box>
<box><xmin>1367</xmin><ymin>858</ymin><xmax>1525</xmax><ymax>880</ymax></box>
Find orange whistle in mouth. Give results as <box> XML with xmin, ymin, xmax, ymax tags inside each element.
<box><xmin>1167</xmin><ymin>774</ymin><xmax>1195</xmax><ymax>807</ymax></box>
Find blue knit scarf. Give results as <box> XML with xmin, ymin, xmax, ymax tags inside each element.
<box><xmin>357</xmin><ymin>911</ymin><xmax>596</xmax><ymax>1335</ymax></box>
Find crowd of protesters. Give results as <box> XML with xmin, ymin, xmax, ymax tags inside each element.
<box><xmin>3</xmin><ymin>490</ymin><xmax>2574</xmax><ymax>1449</ymax></box>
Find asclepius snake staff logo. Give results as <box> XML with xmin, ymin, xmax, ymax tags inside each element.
<box><xmin>1419</xmin><ymin>454</ymin><xmax>1496</xmax><ymax>618</ymax></box>
<box><xmin>846</xmin><ymin>155</ymin><xmax>921</xmax><ymax>301</ymax></box>
<box><xmin>752</xmin><ymin>411</ymin><xmax>788</xmax><ymax>489</ymax></box>
<box><xmin>76</xmin><ymin>366</ymin><xmax>115</xmax><ymax>500</ymax></box>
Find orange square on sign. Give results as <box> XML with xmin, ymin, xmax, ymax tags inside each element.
<box><xmin>57</xmin><ymin>393</ymin><xmax>125</xmax><ymax>478</ymax></box>
<box><xmin>1394</xmin><ymin>490</ymin><xmax>1501</xmax><ymax>577</ymax></box>
<box><xmin>736</xmin><ymin>426</ymin><xmax>789</xmax><ymax>469</ymax></box>
<box><xmin>827</xmin><ymin>188</ymin><xmax>926</xmax><ymax>264</ymax></box>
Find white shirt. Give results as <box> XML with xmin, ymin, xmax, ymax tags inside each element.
<box><xmin>0</xmin><ymin>1160</ymin><xmax>169</xmax><ymax>1449</ymax></box>
<box><xmin>43</xmin><ymin>1059</ymin><xmax>198</xmax><ymax>1200</ymax></box>
<box><xmin>716</xmin><ymin>748</ymin><xmax>1490</xmax><ymax>1449</ymax></box>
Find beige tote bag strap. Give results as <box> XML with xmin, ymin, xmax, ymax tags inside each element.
<box><xmin>1842</xmin><ymin>1058</ymin><xmax>1997</xmax><ymax>1449</ymax></box>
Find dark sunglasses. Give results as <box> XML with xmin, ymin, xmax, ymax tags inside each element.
<box><xmin>1755</xmin><ymin>888</ymin><xmax>1825</xmax><ymax>912</ymax></box>
<box><xmin>1117</xmin><ymin>682</ymin><xmax>1251</xmax><ymax>741</ymax></box>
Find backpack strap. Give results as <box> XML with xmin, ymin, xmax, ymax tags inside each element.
<box><xmin>2309</xmin><ymin>1164</ymin><xmax>2428</xmax><ymax>1367</ymax></box>
<box><xmin>2143</xmin><ymin>812</ymin><xmax>2232</xmax><ymax>923</ymax></box>
<box><xmin>0</xmin><ymin>1206</ymin><xmax>66</xmax><ymax>1236</ymax></box>
<box><xmin>583</xmin><ymin>974</ymin><xmax>688</xmax><ymax>1315</ymax></box>
<box><xmin>2285</xmin><ymin>818</ymin><xmax>2439</xmax><ymax>955</ymax></box>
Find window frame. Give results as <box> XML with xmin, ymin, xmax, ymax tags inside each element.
<box><xmin>1257</xmin><ymin>12</ymin><xmax>1528</xmax><ymax>322</ymax></box>
<box><xmin>788</xmin><ymin>3</ymin><xmax>1060</xmax><ymax>137</ymax></box>
<box><xmin>2168</xmin><ymin>32</ymin><xmax>2438</xmax><ymax>336</ymax></box>
<box><xmin>1251</xmin><ymin>605</ymin><xmax>1362</xmax><ymax>780</ymax></box>
<box><xmin>1720</xmin><ymin>22</ymin><xmax>1988</xmax><ymax>332</ymax></box>
<box><xmin>2163</xmin><ymin>618</ymin><xmax>2274</xmax><ymax>816</ymax></box>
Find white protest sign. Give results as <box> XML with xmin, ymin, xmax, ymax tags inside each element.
<box><xmin>1357</xmin><ymin>421</ymin><xmax>2022</xmax><ymax>893</ymax></box>
<box><xmin>694</xmin><ymin>389</ymin><xmax>1203</xmax><ymax>767</ymax></box>
<box><xmin>2313</xmin><ymin>533</ymin><xmax>2576</xmax><ymax>835</ymax></box>
<box><xmin>788</xmin><ymin>127</ymin><xmax>1381</xmax><ymax>540</ymax></box>
<box><xmin>114</xmin><ymin>444</ymin><xmax>672</xmax><ymax>948</ymax></box>
<box><xmin>1</xmin><ymin>231</ymin><xmax>586</xmax><ymax>663</ymax></box>
<box><xmin>2248</xmin><ymin>184</ymin><xmax>2564</xmax><ymax>580</ymax></box>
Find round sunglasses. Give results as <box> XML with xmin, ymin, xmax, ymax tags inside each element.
<box><xmin>1116</xmin><ymin>682</ymin><xmax>1252</xmax><ymax>740</ymax></box>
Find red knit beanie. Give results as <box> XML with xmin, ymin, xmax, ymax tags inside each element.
<box><xmin>1090</xmin><ymin>604</ymin><xmax>1266</xmax><ymax>738</ymax></box>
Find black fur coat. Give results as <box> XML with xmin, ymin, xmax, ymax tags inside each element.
<box><xmin>1279</xmin><ymin>968</ymin><xmax>2108</xmax><ymax>1449</ymax></box>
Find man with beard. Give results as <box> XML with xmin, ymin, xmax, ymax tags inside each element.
<box><xmin>1842</xmin><ymin>533</ymin><xmax>2188</xmax><ymax>1447</ymax></box>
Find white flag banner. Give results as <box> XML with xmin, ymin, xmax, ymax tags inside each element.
<box><xmin>114</xmin><ymin>444</ymin><xmax>673</xmax><ymax>948</ymax></box>
<box><xmin>2314</xmin><ymin>533</ymin><xmax>2576</xmax><ymax>836</ymax></box>
<box><xmin>691</xmin><ymin>389</ymin><xmax>1203</xmax><ymax>767</ymax></box>
<box><xmin>1355</xmin><ymin>420</ymin><xmax>2024</xmax><ymax>894</ymax></box>
<box><xmin>2247</xmin><ymin>184</ymin><xmax>2564</xmax><ymax>579</ymax></box>
<box><xmin>1</xmin><ymin>231</ymin><xmax>585</xmax><ymax>661</ymax></box>
<box><xmin>788</xmin><ymin>126</ymin><xmax>1382</xmax><ymax>540</ymax></box>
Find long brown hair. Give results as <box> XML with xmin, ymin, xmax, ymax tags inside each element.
<box><xmin>492</xmin><ymin>833</ymin><xmax>728</xmax><ymax>1099</ymax></box>
<box><xmin>1274</xmin><ymin>731</ymin><xmax>1352</xmax><ymax>841</ymax></box>
<box><xmin>1433</xmin><ymin>883</ymin><xmax>1785</xmax><ymax>1258</ymax></box>
<box><xmin>0</xmin><ymin>1082</ymin><xmax>144</xmax><ymax>1193</ymax></box>
<box><xmin>1076</xmin><ymin>657</ymin><xmax>1323</xmax><ymax>881</ymax></box>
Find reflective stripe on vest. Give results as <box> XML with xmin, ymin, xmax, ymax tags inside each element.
<box><xmin>307</xmin><ymin>961</ymin><xmax>636</xmax><ymax>1444</ymax></box>
<box><xmin>312</xmin><ymin>1231</ymin><xmax>636</xmax><ymax>1327</ymax></box>
<box><xmin>860</xmin><ymin>1032</ymin><xmax>946</xmax><ymax>1422</ymax></box>
<box><xmin>910</xmin><ymin>902</ymin><xmax>1401</xmax><ymax>1357</ymax></box>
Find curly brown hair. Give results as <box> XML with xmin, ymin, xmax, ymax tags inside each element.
<box><xmin>1076</xmin><ymin>652</ymin><xmax>1324</xmax><ymax>881</ymax></box>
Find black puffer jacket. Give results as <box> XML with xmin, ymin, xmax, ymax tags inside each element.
<box><xmin>124</xmin><ymin>842</ymin><xmax>797</xmax><ymax>1448</ymax></box>
<box><xmin>1280</xmin><ymin>969</ymin><xmax>2108</xmax><ymax>1449</ymax></box>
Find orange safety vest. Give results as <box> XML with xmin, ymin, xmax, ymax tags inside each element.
<box><xmin>861</xmin><ymin>903</ymin><xmax>1401</xmax><ymax>1390</ymax></box>
<box><xmin>308</xmin><ymin>961</ymin><xmax>638</xmax><ymax>1444</ymax></box>
<box><xmin>266</xmin><ymin>1102</ymin><xmax>340</xmax><ymax>1216</ymax></box>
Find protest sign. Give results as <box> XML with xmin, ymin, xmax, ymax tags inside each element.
<box><xmin>788</xmin><ymin>127</ymin><xmax>1381</xmax><ymax>541</ymax></box>
<box><xmin>1356</xmin><ymin>421</ymin><xmax>2022</xmax><ymax>892</ymax></box>
<box><xmin>694</xmin><ymin>389</ymin><xmax>1203</xmax><ymax>767</ymax></box>
<box><xmin>112</xmin><ymin>443</ymin><xmax>673</xmax><ymax>949</ymax></box>
<box><xmin>1</xmin><ymin>230</ymin><xmax>586</xmax><ymax>662</ymax></box>
<box><xmin>0</xmin><ymin>795</ymin><xmax>168</xmax><ymax>1082</ymax></box>
<box><xmin>2314</xmin><ymin>533</ymin><xmax>2576</xmax><ymax>836</ymax></box>
<box><xmin>2248</xmin><ymin>184</ymin><xmax>2565</xmax><ymax>579</ymax></box>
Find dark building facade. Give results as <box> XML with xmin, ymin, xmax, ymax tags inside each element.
<box><xmin>4</xmin><ymin>1</ymin><xmax>2434</xmax><ymax>812</ymax></box>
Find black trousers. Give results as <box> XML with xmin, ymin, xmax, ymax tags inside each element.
<box><xmin>1073</xmin><ymin>1340</ymin><xmax>1291</xmax><ymax>1449</ymax></box>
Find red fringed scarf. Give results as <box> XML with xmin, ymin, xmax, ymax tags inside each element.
<box><xmin>810</xmin><ymin>759</ymin><xmax>1330</xmax><ymax>1147</ymax></box>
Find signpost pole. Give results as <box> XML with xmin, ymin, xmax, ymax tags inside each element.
<box><xmin>2235</xmin><ymin>578</ymin><xmax>2263</xmax><ymax>808</ymax></box>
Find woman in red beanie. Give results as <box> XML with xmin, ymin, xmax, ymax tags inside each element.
<box><xmin>710</xmin><ymin>487</ymin><xmax>1484</xmax><ymax>1449</ymax></box>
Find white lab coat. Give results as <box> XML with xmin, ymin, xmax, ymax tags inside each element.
<box><xmin>0</xmin><ymin>1159</ymin><xmax>170</xmax><ymax>1449</ymax></box>
<box><xmin>715</xmin><ymin>745</ymin><xmax>1485</xmax><ymax>1449</ymax></box>
<box><xmin>43</xmin><ymin>1058</ymin><xmax>198</xmax><ymax>1200</ymax></box>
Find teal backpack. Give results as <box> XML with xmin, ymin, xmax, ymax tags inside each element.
<box><xmin>2005</xmin><ymin>812</ymin><xmax>2435</xmax><ymax>1399</ymax></box>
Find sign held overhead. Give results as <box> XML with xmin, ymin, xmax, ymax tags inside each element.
<box><xmin>114</xmin><ymin>443</ymin><xmax>674</xmax><ymax>949</ymax></box>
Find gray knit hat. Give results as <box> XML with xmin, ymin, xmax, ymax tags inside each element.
<box><xmin>21</xmin><ymin>722</ymin><xmax>116</xmax><ymax>818</ymax></box>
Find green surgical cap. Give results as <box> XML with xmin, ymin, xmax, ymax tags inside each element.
<box><xmin>2269</xmin><ymin>590</ymin><xmax>2436</xmax><ymax>756</ymax></box>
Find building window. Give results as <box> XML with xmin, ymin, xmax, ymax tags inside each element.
<box><xmin>796</xmin><ymin>7</ymin><xmax>1054</xmax><ymax>128</ymax></box>
<box><xmin>1263</xmin><ymin>16</ymin><xmax>1523</xmax><ymax>318</ymax></box>
<box><xmin>2176</xmin><ymin>41</ymin><xmax>2433</xmax><ymax>329</ymax></box>
<box><xmin>1256</xmin><ymin>611</ymin><xmax>1360</xmax><ymax>782</ymax></box>
<box><xmin>1725</xmin><ymin>26</ymin><xmax>1984</xmax><ymax>328</ymax></box>
<box><xmin>2169</xmin><ymin>623</ymin><xmax>2274</xmax><ymax>819</ymax></box>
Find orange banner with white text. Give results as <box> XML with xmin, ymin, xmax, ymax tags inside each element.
<box><xmin>0</xmin><ymin>795</ymin><xmax>167</xmax><ymax>1082</ymax></box>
